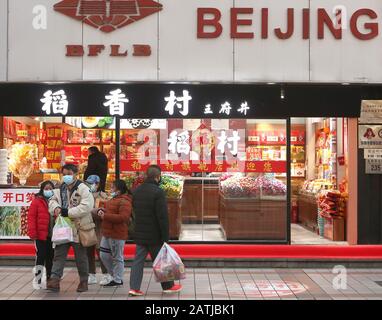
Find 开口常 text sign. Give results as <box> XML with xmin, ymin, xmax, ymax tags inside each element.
<box><xmin>0</xmin><ymin>189</ymin><xmax>38</xmax><ymax>207</ymax></box>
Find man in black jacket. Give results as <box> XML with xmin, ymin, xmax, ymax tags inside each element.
<box><xmin>129</xmin><ymin>165</ymin><xmax>182</xmax><ymax>296</ymax></box>
<box><xmin>84</xmin><ymin>146</ymin><xmax>108</xmax><ymax>192</ymax></box>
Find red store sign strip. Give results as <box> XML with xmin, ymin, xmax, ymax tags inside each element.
<box><xmin>120</xmin><ymin>160</ymin><xmax>287</xmax><ymax>173</ymax></box>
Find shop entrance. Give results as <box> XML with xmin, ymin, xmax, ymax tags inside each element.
<box><xmin>290</xmin><ymin>118</ymin><xmax>348</xmax><ymax>245</ymax></box>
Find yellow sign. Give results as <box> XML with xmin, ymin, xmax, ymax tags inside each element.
<box><xmin>16</xmin><ymin>130</ymin><xmax>28</xmax><ymax>137</ymax></box>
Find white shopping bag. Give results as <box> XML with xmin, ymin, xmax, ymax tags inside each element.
<box><xmin>52</xmin><ymin>216</ymin><xmax>74</xmax><ymax>246</ymax></box>
<box><xmin>152</xmin><ymin>243</ymin><xmax>186</xmax><ymax>282</ymax></box>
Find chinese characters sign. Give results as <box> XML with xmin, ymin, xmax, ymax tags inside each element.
<box><xmin>359</xmin><ymin>125</ymin><xmax>382</xmax><ymax>148</ymax></box>
<box><xmin>120</xmin><ymin>160</ymin><xmax>286</xmax><ymax>173</ymax></box>
<box><xmin>119</xmin><ymin>128</ymin><xmax>286</xmax><ymax>173</ymax></box>
<box><xmin>103</xmin><ymin>89</ymin><xmax>129</xmax><ymax>116</ymax></box>
<box><xmin>40</xmin><ymin>88</ymin><xmax>131</xmax><ymax>117</ymax></box>
<box><xmin>37</xmin><ymin>86</ymin><xmax>259</xmax><ymax>118</ymax></box>
<box><xmin>0</xmin><ymin>189</ymin><xmax>37</xmax><ymax>206</ymax></box>
<box><xmin>359</xmin><ymin>100</ymin><xmax>382</xmax><ymax>124</ymax></box>
<box><xmin>41</xmin><ymin>90</ymin><xmax>69</xmax><ymax>116</ymax></box>
<box><xmin>0</xmin><ymin>189</ymin><xmax>39</xmax><ymax>239</ymax></box>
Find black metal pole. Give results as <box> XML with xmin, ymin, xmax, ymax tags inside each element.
<box><xmin>115</xmin><ymin>116</ymin><xmax>121</xmax><ymax>180</ymax></box>
<box><xmin>286</xmin><ymin>117</ymin><xmax>292</xmax><ymax>245</ymax></box>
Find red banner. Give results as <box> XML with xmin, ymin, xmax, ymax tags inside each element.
<box><xmin>120</xmin><ymin>160</ymin><xmax>286</xmax><ymax>173</ymax></box>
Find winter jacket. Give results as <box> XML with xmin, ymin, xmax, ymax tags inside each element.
<box><xmin>132</xmin><ymin>179</ymin><xmax>169</xmax><ymax>245</ymax></box>
<box><xmin>84</xmin><ymin>152</ymin><xmax>108</xmax><ymax>192</ymax></box>
<box><xmin>27</xmin><ymin>195</ymin><xmax>51</xmax><ymax>240</ymax></box>
<box><xmin>49</xmin><ymin>181</ymin><xmax>95</xmax><ymax>243</ymax></box>
<box><xmin>94</xmin><ymin>194</ymin><xmax>132</xmax><ymax>241</ymax></box>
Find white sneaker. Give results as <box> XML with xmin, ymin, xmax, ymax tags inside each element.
<box><xmin>88</xmin><ymin>274</ymin><xmax>98</xmax><ymax>285</ymax></box>
<box><xmin>32</xmin><ymin>266</ymin><xmax>43</xmax><ymax>290</ymax></box>
<box><xmin>32</xmin><ymin>278</ymin><xmax>42</xmax><ymax>290</ymax></box>
<box><xmin>99</xmin><ymin>274</ymin><xmax>113</xmax><ymax>286</ymax></box>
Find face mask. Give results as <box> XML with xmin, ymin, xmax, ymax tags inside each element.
<box><xmin>63</xmin><ymin>175</ymin><xmax>74</xmax><ymax>185</ymax></box>
<box><xmin>111</xmin><ymin>192</ymin><xmax>118</xmax><ymax>198</ymax></box>
<box><xmin>43</xmin><ymin>190</ymin><xmax>54</xmax><ymax>199</ymax></box>
<box><xmin>90</xmin><ymin>184</ymin><xmax>97</xmax><ymax>193</ymax></box>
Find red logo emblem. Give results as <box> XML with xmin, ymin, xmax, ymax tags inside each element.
<box><xmin>54</xmin><ymin>0</ymin><xmax>163</xmax><ymax>33</ymax></box>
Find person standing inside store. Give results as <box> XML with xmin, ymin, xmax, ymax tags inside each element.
<box><xmin>27</xmin><ymin>180</ymin><xmax>55</xmax><ymax>290</ymax></box>
<box><xmin>46</xmin><ymin>164</ymin><xmax>95</xmax><ymax>293</ymax></box>
<box><xmin>84</xmin><ymin>146</ymin><xmax>108</xmax><ymax>192</ymax></box>
<box><xmin>93</xmin><ymin>180</ymin><xmax>132</xmax><ymax>287</ymax></box>
<box><xmin>85</xmin><ymin>174</ymin><xmax>112</xmax><ymax>286</ymax></box>
<box><xmin>128</xmin><ymin>165</ymin><xmax>182</xmax><ymax>296</ymax></box>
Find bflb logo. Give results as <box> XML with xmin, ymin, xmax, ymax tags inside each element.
<box><xmin>54</xmin><ymin>0</ymin><xmax>162</xmax><ymax>57</ymax></box>
<box><xmin>54</xmin><ymin>0</ymin><xmax>163</xmax><ymax>33</ymax></box>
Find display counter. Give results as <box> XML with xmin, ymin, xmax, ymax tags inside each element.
<box><xmin>168</xmin><ymin>198</ymin><xmax>182</xmax><ymax>240</ymax></box>
<box><xmin>298</xmin><ymin>193</ymin><xmax>318</xmax><ymax>232</ymax></box>
<box><xmin>219</xmin><ymin>192</ymin><xmax>287</xmax><ymax>240</ymax></box>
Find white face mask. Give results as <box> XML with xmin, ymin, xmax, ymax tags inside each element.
<box><xmin>90</xmin><ymin>184</ymin><xmax>97</xmax><ymax>193</ymax></box>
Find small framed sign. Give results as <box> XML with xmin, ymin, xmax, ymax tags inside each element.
<box><xmin>365</xmin><ymin>159</ymin><xmax>382</xmax><ymax>174</ymax></box>
<box><xmin>364</xmin><ymin>149</ymin><xmax>382</xmax><ymax>160</ymax></box>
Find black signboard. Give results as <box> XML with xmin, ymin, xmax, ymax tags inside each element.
<box><xmin>0</xmin><ymin>82</ymin><xmax>369</xmax><ymax>118</ymax></box>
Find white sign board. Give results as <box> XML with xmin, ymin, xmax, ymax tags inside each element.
<box><xmin>0</xmin><ymin>189</ymin><xmax>39</xmax><ymax>207</ymax></box>
<box><xmin>6</xmin><ymin>0</ymin><xmax>382</xmax><ymax>82</ymax></box>
<box><xmin>359</xmin><ymin>100</ymin><xmax>382</xmax><ymax>124</ymax></box>
<box><xmin>358</xmin><ymin>125</ymin><xmax>382</xmax><ymax>149</ymax></box>
<box><xmin>365</xmin><ymin>159</ymin><xmax>382</xmax><ymax>174</ymax></box>
<box><xmin>364</xmin><ymin>149</ymin><xmax>382</xmax><ymax>160</ymax></box>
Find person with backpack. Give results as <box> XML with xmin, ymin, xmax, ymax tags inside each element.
<box><xmin>27</xmin><ymin>180</ymin><xmax>55</xmax><ymax>289</ymax></box>
<box><xmin>46</xmin><ymin>164</ymin><xmax>95</xmax><ymax>293</ymax></box>
<box><xmin>93</xmin><ymin>180</ymin><xmax>132</xmax><ymax>287</ymax></box>
<box><xmin>128</xmin><ymin>165</ymin><xmax>182</xmax><ymax>296</ymax></box>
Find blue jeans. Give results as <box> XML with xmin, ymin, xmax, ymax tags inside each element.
<box><xmin>99</xmin><ymin>237</ymin><xmax>125</xmax><ymax>283</ymax></box>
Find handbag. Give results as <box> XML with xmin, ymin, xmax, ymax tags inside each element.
<box><xmin>78</xmin><ymin>222</ymin><xmax>98</xmax><ymax>247</ymax></box>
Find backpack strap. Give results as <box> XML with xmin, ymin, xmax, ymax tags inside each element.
<box><xmin>70</xmin><ymin>180</ymin><xmax>84</xmax><ymax>197</ymax></box>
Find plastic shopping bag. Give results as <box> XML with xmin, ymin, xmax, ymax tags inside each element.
<box><xmin>52</xmin><ymin>216</ymin><xmax>74</xmax><ymax>246</ymax></box>
<box><xmin>152</xmin><ymin>243</ymin><xmax>186</xmax><ymax>282</ymax></box>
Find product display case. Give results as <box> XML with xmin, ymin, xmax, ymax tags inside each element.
<box><xmin>123</xmin><ymin>173</ymin><xmax>185</xmax><ymax>240</ymax></box>
<box><xmin>218</xmin><ymin>174</ymin><xmax>287</xmax><ymax>240</ymax></box>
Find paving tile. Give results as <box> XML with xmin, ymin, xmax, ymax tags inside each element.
<box><xmin>1</xmin><ymin>267</ymin><xmax>382</xmax><ymax>300</ymax></box>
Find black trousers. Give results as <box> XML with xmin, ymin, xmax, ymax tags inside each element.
<box><xmin>35</xmin><ymin>238</ymin><xmax>54</xmax><ymax>279</ymax></box>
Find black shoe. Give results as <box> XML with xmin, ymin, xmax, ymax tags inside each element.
<box><xmin>103</xmin><ymin>280</ymin><xmax>123</xmax><ymax>287</ymax></box>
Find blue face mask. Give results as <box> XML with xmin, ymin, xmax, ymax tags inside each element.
<box><xmin>43</xmin><ymin>190</ymin><xmax>54</xmax><ymax>199</ymax></box>
<box><xmin>63</xmin><ymin>175</ymin><xmax>74</xmax><ymax>185</ymax></box>
<box><xmin>111</xmin><ymin>192</ymin><xmax>118</xmax><ymax>198</ymax></box>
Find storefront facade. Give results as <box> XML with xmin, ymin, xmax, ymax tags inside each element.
<box><xmin>0</xmin><ymin>0</ymin><xmax>381</xmax><ymax>245</ymax></box>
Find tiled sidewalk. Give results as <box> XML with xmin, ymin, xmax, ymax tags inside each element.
<box><xmin>0</xmin><ymin>267</ymin><xmax>382</xmax><ymax>300</ymax></box>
